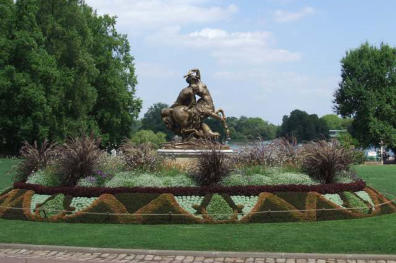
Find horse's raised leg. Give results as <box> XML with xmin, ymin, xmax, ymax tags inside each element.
<box><xmin>212</xmin><ymin>109</ymin><xmax>230</xmax><ymax>139</ymax></box>
<box><xmin>201</xmin><ymin>123</ymin><xmax>220</xmax><ymax>140</ymax></box>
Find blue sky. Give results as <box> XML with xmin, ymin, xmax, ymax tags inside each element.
<box><xmin>86</xmin><ymin>0</ymin><xmax>396</xmax><ymax>124</ymax></box>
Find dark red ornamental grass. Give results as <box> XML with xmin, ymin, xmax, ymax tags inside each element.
<box><xmin>232</xmin><ymin>137</ymin><xmax>302</xmax><ymax>168</ymax></box>
<box><xmin>301</xmin><ymin>140</ymin><xmax>354</xmax><ymax>184</ymax></box>
<box><xmin>190</xmin><ymin>146</ymin><xmax>231</xmax><ymax>186</ymax></box>
<box><xmin>56</xmin><ymin>134</ymin><xmax>103</xmax><ymax>186</ymax></box>
<box><xmin>17</xmin><ymin>139</ymin><xmax>57</xmax><ymax>181</ymax></box>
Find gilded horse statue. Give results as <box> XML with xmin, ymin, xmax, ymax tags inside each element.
<box><xmin>161</xmin><ymin>69</ymin><xmax>230</xmax><ymax>142</ymax></box>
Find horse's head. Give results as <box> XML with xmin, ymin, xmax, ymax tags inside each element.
<box><xmin>161</xmin><ymin>108</ymin><xmax>174</xmax><ymax>129</ymax></box>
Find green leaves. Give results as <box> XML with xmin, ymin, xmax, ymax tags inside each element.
<box><xmin>0</xmin><ymin>0</ymin><xmax>141</xmax><ymax>154</ymax></box>
<box><xmin>141</xmin><ymin>103</ymin><xmax>173</xmax><ymax>140</ymax></box>
<box><xmin>278</xmin><ymin>109</ymin><xmax>329</xmax><ymax>142</ymax></box>
<box><xmin>335</xmin><ymin>42</ymin><xmax>396</xmax><ymax>150</ymax></box>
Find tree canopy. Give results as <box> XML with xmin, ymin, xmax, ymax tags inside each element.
<box><xmin>130</xmin><ymin>130</ymin><xmax>166</xmax><ymax>148</ymax></box>
<box><xmin>204</xmin><ymin>116</ymin><xmax>277</xmax><ymax>142</ymax></box>
<box><xmin>0</xmin><ymin>0</ymin><xmax>141</xmax><ymax>154</ymax></box>
<box><xmin>334</xmin><ymin>43</ymin><xmax>396</xmax><ymax>151</ymax></box>
<box><xmin>320</xmin><ymin>114</ymin><xmax>352</xmax><ymax>130</ymax></box>
<box><xmin>278</xmin><ymin>109</ymin><xmax>329</xmax><ymax>142</ymax></box>
<box><xmin>141</xmin><ymin>103</ymin><xmax>174</xmax><ymax>140</ymax></box>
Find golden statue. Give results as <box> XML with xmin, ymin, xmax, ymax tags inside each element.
<box><xmin>161</xmin><ymin>69</ymin><xmax>230</xmax><ymax>144</ymax></box>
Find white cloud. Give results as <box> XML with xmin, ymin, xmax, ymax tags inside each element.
<box><xmin>85</xmin><ymin>0</ymin><xmax>237</xmax><ymax>32</ymax></box>
<box><xmin>136</xmin><ymin>62</ymin><xmax>178</xmax><ymax>79</ymax></box>
<box><xmin>149</xmin><ymin>28</ymin><xmax>301</xmax><ymax>65</ymax></box>
<box><xmin>273</xmin><ymin>7</ymin><xmax>315</xmax><ymax>23</ymax></box>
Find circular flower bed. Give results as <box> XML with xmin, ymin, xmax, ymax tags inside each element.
<box><xmin>0</xmin><ymin>184</ymin><xmax>395</xmax><ymax>224</ymax></box>
<box><xmin>4</xmin><ymin>137</ymin><xmax>394</xmax><ymax>224</ymax></box>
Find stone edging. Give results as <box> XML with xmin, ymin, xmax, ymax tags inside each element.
<box><xmin>0</xmin><ymin>243</ymin><xmax>395</xmax><ymax>260</ymax></box>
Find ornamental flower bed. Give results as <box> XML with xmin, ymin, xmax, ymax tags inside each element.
<box><xmin>0</xmin><ymin>187</ymin><xmax>395</xmax><ymax>224</ymax></box>
<box><xmin>3</xmin><ymin>136</ymin><xmax>393</xmax><ymax>224</ymax></box>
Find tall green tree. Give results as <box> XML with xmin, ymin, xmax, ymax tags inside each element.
<box><xmin>36</xmin><ymin>0</ymin><xmax>100</xmax><ymax>140</ymax></box>
<box><xmin>0</xmin><ymin>0</ymin><xmax>141</xmax><ymax>153</ymax></box>
<box><xmin>141</xmin><ymin>103</ymin><xmax>173</xmax><ymax>140</ymax></box>
<box><xmin>87</xmin><ymin>11</ymin><xmax>141</xmax><ymax>147</ymax></box>
<box><xmin>278</xmin><ymin>109</ymin><xmax>329</xmax><ymax>142</ymax></box>
<box><xmin>334</xmin><ymin>43</ymin><xmax>396</xmax><ymax>151</ymax></box>
<box><xmin>0</xmin><ymin>0</ymin><xmax>58</xmax><ymax>153</ymax></box>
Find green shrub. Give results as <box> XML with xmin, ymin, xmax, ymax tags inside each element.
<box><xmin>322</xmin><ymin>194</ymin><xmax>344</xmax><ymax>207</ymax></box>
<box><xmin>333</xmin><ymin>174</ymin><xmax>354</xmax><ymax>184</ymax></box>
<box><xmin>105</xmin><ymin>172</ymin><xmax>196</xmax><ymax>188</ymax></box>
<box><xmin>221</xmin><ymin>174</ymin><xmax>249</xmax><ymax>186</ymax></box>
<box><xmin>157</xmin><ymin>167</ymin><xmax>186</xmax><ymax>177</ymax></box>
<box><xmin>70</xmin><ymin>197</ymin><xmax>98</xmax><ymax>213</ymax></box>
<box><xmin>131</xmin><ymin>130</ymin><xmax>166</xmax><ymax>148</ymax></box>
<box><xmin>26</xmin><ymin>169</ymin><xmax>61</xmax><ymax>187</ymax></box>
<box><xmin>230</xmin><ymin>195</ymin><xmax>258</xmax><ymax>217</ymax></box>
<box><xmin>221</xmin><ymin>170</ymin><xmax>317</xmax><ymax>186</ymax></box>
<box><xmin>30</xmin><ymin>194</ymin><xmax>52</xmax><ymax>213</ymax></box>
<box><xmin>355</xmin><ymin>191</ymin><xmax>374</xmax><ymax>207</ymax></box>
<box><xmin>76</xmin><ymin>176</ymin><xmax>100</xmax><ymax>187</ymax></box>
<box><xmin>352</xmin><ymin>150</ymin><xmax>366</xmax><ymax>164</ymax></box>
<box><xmin>239</xmin><ymin>165</ymin><xmax>267</xmax><ymax>176</ymax></box>
<box><xmin>279</xmin><ymin>164</ymin><xmax>303</xmax><ymax>173</ymax></box>
<box><xmin>206</xmin><ymin>194</ymin><xmax>234</xmax><ymax>220</ymax></box>
<box><xmin>104</xmin><ymin>172</ymin><xmax>137</xmax><ymax>188</ymax></box>
<box><xmin>97</xmin><ymin>154</ymin><xmax>126</xmax><ymax>176</ymax></box>
<box><xmin>271</xmin><ymin>172</ymin><xmax>318</xmax><ymax>185</ymax></box>
<box><xmin>342</xmin><ymin>192</ymin><xmax>370</xmax><ymax>214</ymax></box>
<box><xmin>132</xmin><ymin>174</ymin><xmax>165</xmax><ymax>187</ymax></box>
<box><xmin>39</xmin><ymin>194</ymin><xmax>65</xmax><ymax>218</ymax></box>
<box><xmin>104</xmin><ymin>172</ymin><xmax>162</xmax><ymax>187</ymax></box>
<box><xmin>247</xmin><ymin>174</ymin><xmax>273</xmax><ymax>185</ymax></box>
<box><xmin>174</xmin><ymin>196</ymin><xmax>204</xmax><ymax>216</ymax></box>
<box><xmin>162</xmin><ymin>175</ymin><xmax>196</xmax><ymax>187</ymax></box>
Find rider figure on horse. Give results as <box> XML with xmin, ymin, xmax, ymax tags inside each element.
<box><xmin>161</xmin><ymin>69</ymin><xmax>230</xmax><ymax>141</ymax></box>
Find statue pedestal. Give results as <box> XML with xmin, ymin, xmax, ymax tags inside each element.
<box><xmin>157</xmin><ymin>149</ymin><xmax>234</xmax><ymax>169</ymax></box>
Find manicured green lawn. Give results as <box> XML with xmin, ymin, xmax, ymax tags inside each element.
<box><xmin>353</xmin><ymin>165</ymin><xmax>396</xmax><ymax>198</ymax></box>
<box><xmin>0</xmin><ymin>159</ymin><xmax>395</xmax><ymax>253</ymax></box>
<box><xmin>0</xmin><ymin>158</ymin><xmax>19</xmax><ymax>191</ymax></box>
<box><xmin>0</xmin><ymin>214</ymin><xmax>395</xmax><ymax>254</ymax></box>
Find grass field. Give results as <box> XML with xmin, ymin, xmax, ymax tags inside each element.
<box><xmin>0</xmin><ymin>160</ymin><xmax>395</xmax><ymax>254</ymax></box>
<box><xmin>353</xmin><ymin>165</ymin><xmax>396</xmax><ymax>199</ymax></box>
<box><xmin>0</xmin><ymin>158</ymin><xmax>19</xmax><ymax>192</ymax></box>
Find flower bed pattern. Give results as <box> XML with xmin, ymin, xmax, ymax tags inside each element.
<box><xmin>0</xmin><ymin>186</ymin><xmax>394</xmax><ymax>224</ymax></box>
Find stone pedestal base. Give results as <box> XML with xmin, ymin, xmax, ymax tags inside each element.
<box><xmin>158</xmin><ymin>149</ymin><xmax>234</xmax><ymax>169</ymax></box>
